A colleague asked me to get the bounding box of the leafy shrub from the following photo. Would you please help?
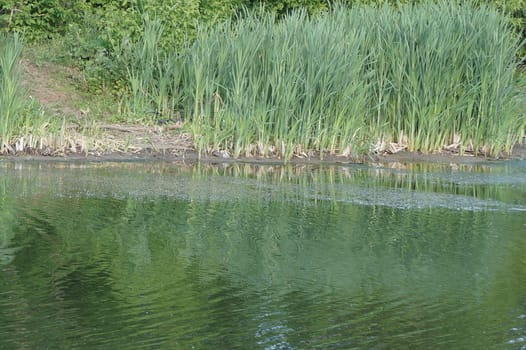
[0,0,86,40]
[55,0,240,92]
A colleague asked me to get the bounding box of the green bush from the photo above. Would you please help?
[3,0,525,46]
[62,0,239,54]
[55,0,241,92]
[0,0,86,40]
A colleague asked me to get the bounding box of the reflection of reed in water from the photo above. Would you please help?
[1,160,524,209]
[183,162,522,206]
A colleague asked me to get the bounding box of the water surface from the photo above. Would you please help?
[0,159,525,349]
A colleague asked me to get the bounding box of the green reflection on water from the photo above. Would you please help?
[0,160,525,349]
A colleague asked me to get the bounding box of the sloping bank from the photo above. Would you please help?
[1,2,525,162]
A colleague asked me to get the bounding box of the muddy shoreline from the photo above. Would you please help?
[2,143,525,166]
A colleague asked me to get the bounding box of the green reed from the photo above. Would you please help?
[182,9,373,159]
[0,33,26,151]
[0,33,64,154]
[118,16,184,122]
[121,2,523,159]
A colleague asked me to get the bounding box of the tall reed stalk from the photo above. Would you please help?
[118,16,184,122]
[0,33,63,154]
[0,33,25,152]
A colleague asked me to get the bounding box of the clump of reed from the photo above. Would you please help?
[116,15,184,123]
[120,2,524,159]
[183,9,372,159]
[0,33,26,152]
[0,33,62,154]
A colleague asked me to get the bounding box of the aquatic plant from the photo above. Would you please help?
[121,2,524,159]
[0,33,26,151]
[189,3,522,158]
[182,8,371,159]
[117,16,184,122]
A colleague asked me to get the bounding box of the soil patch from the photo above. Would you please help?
[17,57,195,157]
[19,58,85,117]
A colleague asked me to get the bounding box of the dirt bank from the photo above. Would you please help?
[3,143,525,166]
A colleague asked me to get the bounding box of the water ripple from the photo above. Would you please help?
[0,160,525,349]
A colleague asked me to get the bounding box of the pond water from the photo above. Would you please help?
[0,159,525,349]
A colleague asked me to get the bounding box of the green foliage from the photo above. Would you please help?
[244,0,526,51]
[118,3,522,158]
[1,0,526,46]
[481,0,526,28]
[1,0,525,157]
[0,0,87,41]
[2,0,525,94]
[55,0,239,92]
[68,0,238,53]
[242,0,329,15]
[184,9,371,158]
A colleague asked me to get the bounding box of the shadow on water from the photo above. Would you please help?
[0,160,525,349]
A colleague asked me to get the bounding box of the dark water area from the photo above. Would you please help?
[0,159,525,349]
